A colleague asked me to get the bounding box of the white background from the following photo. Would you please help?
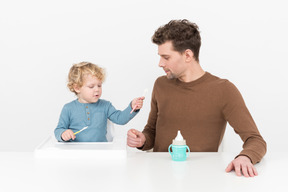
[0,0,287,153]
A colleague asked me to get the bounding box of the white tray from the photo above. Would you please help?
[34,135,127,159]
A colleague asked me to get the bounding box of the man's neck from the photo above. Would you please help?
[178,62,205,83]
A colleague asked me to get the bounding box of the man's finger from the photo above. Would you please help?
[128,129,137,138]
[235,164,242,176]
[127,140,139,147]
[241,165,249,177]
[252,166,258,176]
[127,138,141,147]
[225,162,233,173]
[247,166,255,177]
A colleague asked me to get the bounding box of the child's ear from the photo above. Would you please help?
[73,84,80,93]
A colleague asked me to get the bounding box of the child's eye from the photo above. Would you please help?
[98,85,102,88]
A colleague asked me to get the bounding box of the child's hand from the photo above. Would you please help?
[61,129,76,141]
[131,96,145,112]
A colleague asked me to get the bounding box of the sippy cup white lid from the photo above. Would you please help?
[172,130,186,145]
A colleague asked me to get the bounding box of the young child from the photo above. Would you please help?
[54,62,144,142]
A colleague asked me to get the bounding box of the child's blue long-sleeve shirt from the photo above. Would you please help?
[54,99,138,142]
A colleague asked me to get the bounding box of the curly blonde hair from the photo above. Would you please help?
[67,62,105,95]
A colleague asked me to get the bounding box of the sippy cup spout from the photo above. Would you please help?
[172,130,186,145]
[175,130,183,140]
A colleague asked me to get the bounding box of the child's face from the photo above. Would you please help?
[75,74,102,103]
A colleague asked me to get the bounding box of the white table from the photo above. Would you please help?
[0,151,286,192]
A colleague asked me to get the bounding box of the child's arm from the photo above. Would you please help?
[54,105,73,141]
[107,97,145,125]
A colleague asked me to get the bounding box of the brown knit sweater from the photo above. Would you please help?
[141,72,266,164]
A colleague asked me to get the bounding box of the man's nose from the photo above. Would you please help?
[158,59,165,67]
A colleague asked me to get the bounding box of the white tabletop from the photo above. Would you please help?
[0,151,286,192]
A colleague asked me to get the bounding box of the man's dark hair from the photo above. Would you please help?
[152,19,201,62]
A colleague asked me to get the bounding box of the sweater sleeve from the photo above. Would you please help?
[222,81,267,164]
[54,105,70,142]
[107,101,138,125]
[141,80,158,151]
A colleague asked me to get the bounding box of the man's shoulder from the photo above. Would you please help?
[206,72,232,86]
[207,73,239,94]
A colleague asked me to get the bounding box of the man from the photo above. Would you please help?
[127,19,266,177]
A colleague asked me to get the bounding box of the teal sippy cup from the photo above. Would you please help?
[168,130,190,161]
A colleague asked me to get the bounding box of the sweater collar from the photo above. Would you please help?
[174,72,210,87]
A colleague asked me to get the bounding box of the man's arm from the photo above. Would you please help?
[222,81,267,164]
[222,81,266,177]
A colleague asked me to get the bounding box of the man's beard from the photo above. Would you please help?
[166,72,177,79]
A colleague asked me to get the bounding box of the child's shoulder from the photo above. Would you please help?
[62,99,79,109]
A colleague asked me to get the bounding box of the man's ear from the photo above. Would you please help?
[184,49,194,62]
[73,84,80,93]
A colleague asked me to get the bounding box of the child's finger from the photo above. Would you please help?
[130,104,137,114]
[62,134,69,141]
[136,97,144,101]
[136,100,143,108]
[65,135,71,141]
[69,132,75,140]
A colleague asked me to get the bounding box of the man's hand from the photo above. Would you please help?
[225,155,258,177]
[127,129,146,148]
